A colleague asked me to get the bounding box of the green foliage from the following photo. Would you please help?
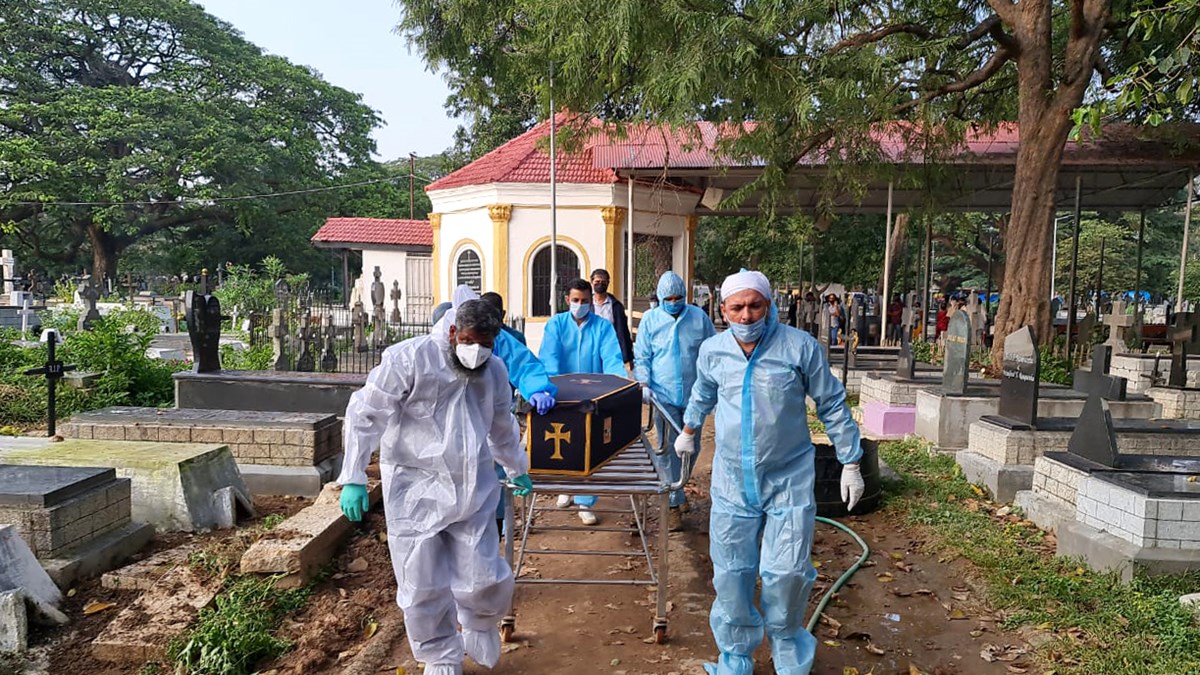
[1039,345,1074,386]
[880,438,1200,675]
[910,338,938,365]
[0,0,381,281]
[259,514,285,531]
[169,575,310,675]
[0,309,184,427]
[214,257,308,316]
[220,343,273,372]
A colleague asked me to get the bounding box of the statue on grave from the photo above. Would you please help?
[77,277,101,331]
[390,280,403,324]
[320,314,339,373]
[370,267,387,347]
[270,308,289,370]
[185,290,222,373]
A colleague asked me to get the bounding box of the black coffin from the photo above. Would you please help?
[526,374,641,476]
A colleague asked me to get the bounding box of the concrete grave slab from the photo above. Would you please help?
[0,525,66,626]
[92,564,221,664]
[0,589,27,653]
[0,439,254,532]
[0,465,114,507]
[174,369,366,416]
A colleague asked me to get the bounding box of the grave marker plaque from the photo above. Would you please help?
[184,291,222,373]
[997,326,1040,428]
[942,311,972,395]
[77,279,100,331]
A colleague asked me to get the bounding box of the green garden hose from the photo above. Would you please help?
[807,516,871,632]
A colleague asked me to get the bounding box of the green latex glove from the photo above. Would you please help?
[510,474,534,497]
[339,483,369,522]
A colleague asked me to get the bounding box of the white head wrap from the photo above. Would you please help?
[720,269,772,304]
[432,284,481,341]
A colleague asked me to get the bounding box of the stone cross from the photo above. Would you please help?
[966,291,987,344]
[1,249,14,295]
[295,320,316,372]
[23,330,75,437]
[352,300,367,352]
[390,280,403,324]
[123,272,136,301]
[320,314,339,373]
[895,291,917,380]
[1102,299,1134,355]
[1167,311,1200,388]
[270,308,289,370]
[198,268,210,296]
[184,291,222,373]
[18,298,35,338]
[77,278,101,331]
[1072,344,1128,401]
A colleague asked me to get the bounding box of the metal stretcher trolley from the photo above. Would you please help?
[501,399,693,644]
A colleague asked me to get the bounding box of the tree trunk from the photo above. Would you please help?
[886,213,910,293]
[86,221,119,284]
[988,0,1108,365]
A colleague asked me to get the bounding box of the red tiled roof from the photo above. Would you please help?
[311,218,433,248]
[426,113,620,191]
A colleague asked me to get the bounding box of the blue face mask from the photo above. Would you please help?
[663,300,684,316]
[569,301,591,319]
[729,317,765,343]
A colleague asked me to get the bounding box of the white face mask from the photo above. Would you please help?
[569,301,592,319]
[455,343,491,370]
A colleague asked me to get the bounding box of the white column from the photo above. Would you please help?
[882,180,894,305]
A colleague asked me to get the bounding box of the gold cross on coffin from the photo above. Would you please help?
[572,377,600,385]
[544,422,572,460]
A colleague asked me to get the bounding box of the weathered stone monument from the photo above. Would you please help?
[1073,344,1128,402]
[942,311,972,396]
[1103,299,1134,355]
[270,308,289,371]
[352,300,367,352]
[0,249,14,296]
[77,278,101,331]
[184,290,222,374]
[294,321,315,373]
[390,280,403,324]
[1167,312,1200,388]
[370,266,386,348]
[320,314,338,373]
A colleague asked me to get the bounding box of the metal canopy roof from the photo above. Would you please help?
[592,122,1200,215]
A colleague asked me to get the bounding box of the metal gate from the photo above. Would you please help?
[406,254,433,325]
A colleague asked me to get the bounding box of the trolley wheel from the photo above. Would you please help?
[654,625,667,644]
[500,622,516,643]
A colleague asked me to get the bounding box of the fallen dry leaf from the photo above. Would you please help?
[823,640,841,647]
[82,600,116,615]
[1006,666,1028,674]
[948,609,968,620]
[346,557,369,573]
[893,561,913,573]
[866,642,887,655]
[889,552,905,561]
[362,620,378,640]
[909,664,926,675]
[876,572,895,583]
[843,668,860,675]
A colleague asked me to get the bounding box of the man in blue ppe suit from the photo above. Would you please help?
[634,271,715,531]
[338,300,536,675]
[539,277,627,525]
[676,270,865,675]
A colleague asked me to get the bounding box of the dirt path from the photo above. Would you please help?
[353,434,1029,675]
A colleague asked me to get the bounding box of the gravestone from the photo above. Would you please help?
[997,326,1040,428]
[1167,312,1200,388]
[1103,299,1134,354]
[390,280,403,324]
[18,298,35,337]
[1066,395,1120,467]
[320,314,338,373]
[270,309,289,371]
[965,291,986,344]
[370,267,386,348]
[1,249,14,295]
[184,291,222,373]
[352,300,367,352]
[1072,344,1128,401]
[77,279,100,331]
[942,311,972,395]
[1076,310,1097,345]
[295,322,315,373]
[818,300,832,361]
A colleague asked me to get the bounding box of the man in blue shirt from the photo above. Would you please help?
[538,278,626,525]
[634,271,715,531]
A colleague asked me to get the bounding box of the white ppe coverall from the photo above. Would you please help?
[339,333,529,674]
[684,308,862,675]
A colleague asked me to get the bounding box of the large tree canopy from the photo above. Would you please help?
[397,0,1200,362]
[0,0,381,282]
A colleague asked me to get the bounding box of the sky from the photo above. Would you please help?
[198,0,459,161]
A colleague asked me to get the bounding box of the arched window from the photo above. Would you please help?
[455,249,482,292]
[530,245,580,317]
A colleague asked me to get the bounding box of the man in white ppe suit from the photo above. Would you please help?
[676,270,865,675]
[338,299,535,675]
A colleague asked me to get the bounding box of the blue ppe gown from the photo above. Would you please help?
[539,311,627,507]
[492,329,557,525]
[634,272,716,507]
[684,311,862,675]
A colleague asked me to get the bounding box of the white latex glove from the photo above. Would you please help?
[642,386,655,404]
[673,430,695,459]
[841,463,865,512]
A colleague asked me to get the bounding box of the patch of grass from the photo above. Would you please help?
[0,654,30,675]
[169,575,311,675]
[259,513,285,531]
[879,438,1200,675]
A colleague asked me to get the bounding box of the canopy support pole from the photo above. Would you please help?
[882,181,894,308]
[1135,210,1146,349]
[548,66,558,316]
[1066,175,1083,363]
[1177,173,1194,310]
[627,176,634,320]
